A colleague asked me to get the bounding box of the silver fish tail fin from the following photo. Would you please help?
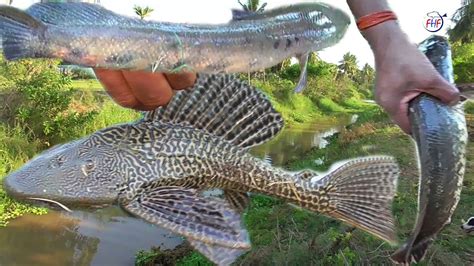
[0,6,45,60]
[141,74,284,149]
[315,156,400,244]
[391,238,433,264]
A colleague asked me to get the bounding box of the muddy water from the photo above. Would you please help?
[0,116,353,265]
[0,207,183,265]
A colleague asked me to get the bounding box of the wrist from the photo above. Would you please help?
[362,21,408,60]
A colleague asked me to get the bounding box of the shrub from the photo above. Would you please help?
[0,56,98,145]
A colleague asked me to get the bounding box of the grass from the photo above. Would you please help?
[252,78,325,126]
[71,79,103,92]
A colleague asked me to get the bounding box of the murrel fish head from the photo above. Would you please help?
[308,3,350,46]
[3,135,122,206]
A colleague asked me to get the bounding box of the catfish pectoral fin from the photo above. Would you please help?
[188,238,248,266]
[224,190,250,212]
[122,186,250,249]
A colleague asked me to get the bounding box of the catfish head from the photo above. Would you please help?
[3,129,127,207]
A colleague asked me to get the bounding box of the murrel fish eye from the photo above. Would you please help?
[0,2,350,93]
[3,74,400,265]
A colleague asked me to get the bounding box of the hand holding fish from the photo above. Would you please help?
[348,0,460,134]
[369,22,459,134]
[94,69,196,110]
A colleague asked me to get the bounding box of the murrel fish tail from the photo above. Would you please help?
[317,156,399,244]
[391,239,433,265]
[0,5,45,60]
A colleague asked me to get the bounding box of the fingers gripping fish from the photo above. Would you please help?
[4,74,399,265]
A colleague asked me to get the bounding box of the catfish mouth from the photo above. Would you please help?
[7,194,113,211]
[3,176,114,210]
[27,197,72,212]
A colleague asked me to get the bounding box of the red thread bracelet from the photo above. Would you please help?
[357,10,398,31]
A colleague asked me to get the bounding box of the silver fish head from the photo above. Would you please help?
[3,135,122,207]
[307,3,351,46]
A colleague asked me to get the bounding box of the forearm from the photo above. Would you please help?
[346,0,409,64]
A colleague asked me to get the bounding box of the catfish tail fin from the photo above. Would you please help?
[312,156,400,244]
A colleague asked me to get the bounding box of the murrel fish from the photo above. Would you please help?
[0,2,350,93]
[391,36,468,264]
[4,74,399,265]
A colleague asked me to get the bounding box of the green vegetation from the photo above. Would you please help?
[133,5,155,20]
[71,79,103,91]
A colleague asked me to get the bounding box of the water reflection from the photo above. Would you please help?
[251,115,354,166]
[0,207,182,266]
[0,116,352,265]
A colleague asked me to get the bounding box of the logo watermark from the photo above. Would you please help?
[423,11,447,32]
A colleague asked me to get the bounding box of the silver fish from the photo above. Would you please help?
[391,35,468,264]
[4,74,399,266]
[0,2,350,93]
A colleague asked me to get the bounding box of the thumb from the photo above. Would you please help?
[391,104,411,135]
[420,76,460,106]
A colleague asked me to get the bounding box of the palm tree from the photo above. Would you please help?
[238,0,267,12]
[337,52,359,80]
[237,0,267,83]
[360,63,375,83]
[448,0,473,43]
[134,5,154,20]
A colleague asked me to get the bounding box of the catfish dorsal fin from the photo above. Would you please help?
[141,74,284,149]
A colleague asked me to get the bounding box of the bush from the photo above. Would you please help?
[0,56,98,145]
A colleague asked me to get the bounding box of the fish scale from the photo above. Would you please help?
[4,74,399,266]
[0,2,350,92]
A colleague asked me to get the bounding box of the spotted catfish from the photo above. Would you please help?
[4,74,399,265]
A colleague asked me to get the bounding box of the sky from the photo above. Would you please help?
[10,0,463,67]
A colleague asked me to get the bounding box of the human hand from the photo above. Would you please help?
[366,22,460,134]
[94,69,197,111]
